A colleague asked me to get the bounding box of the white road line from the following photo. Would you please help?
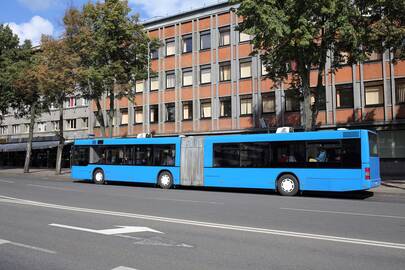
[1,195,405,251]
[111,266,138,270]
[0,179,14,183]
[0,239,11,245]
[49,224,163,235]
[0,238,55,254]
[280,207,405,220]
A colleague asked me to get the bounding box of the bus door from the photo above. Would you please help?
[180,136,204,186]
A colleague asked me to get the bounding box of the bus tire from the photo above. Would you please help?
[277,174,299,196]
[93,169,105,185]
[158,171,173,189]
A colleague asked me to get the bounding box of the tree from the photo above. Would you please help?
[11,41,47,173]
[357,0,405,61]
[0,24,20,124]
[233,0,368,130]
[36,36,79,175]
[63,0,151,137]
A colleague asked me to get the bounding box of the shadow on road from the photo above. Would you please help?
[73,180,374,200]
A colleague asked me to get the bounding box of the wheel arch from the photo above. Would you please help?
[156,169,174,184]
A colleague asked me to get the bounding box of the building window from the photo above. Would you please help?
[261,63,268,76]
[165,103,175,122]
[200,31,211,50]
[65,97,77,108]
[311,87,327,110]
[262,92,275,113]
[182,35,192,53]
[336,84,354,108]
[200,99,212,119]
[22,124,29,133]
[37,122,47,132]
[0,126,7,135]
[150,49,158,59]
[150,105,158,123]
[135,80,144,93]
[239,31,251,43]
[219,62,231,82]
[182,101,193,120]
[219,27,230,47]
[166,39,175,56]
[396,79,405,104]
[81,98,89,106]
[365,82,384,106]
[120,109,129,125]
[240,59,252,79]
[240,95,252,116]
[82,118,88,128]
[52,121,60,131]
[220,97,232,117]
[166,71,175,89]
[365,52,382,62]
[12,124,20,134]
[182,69,193,87]
[134,107,143,124]
[66,119,76,130]
[150,76,159,91]
[200,65,211,84]
[285,90,300,112]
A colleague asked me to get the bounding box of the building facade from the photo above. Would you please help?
[0,96,90,168]
[90,2,405,177]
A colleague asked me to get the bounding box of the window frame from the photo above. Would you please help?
[285,90,301,112]
[134,107,143,124]
[262,92,276,114]
[182,101,193,121]
[364,81,384,107]
[200,30,211,51]
[395,79,405,105]
[149,105,159,124]
[219,62,231,82]
[219,26,231,47]
[200,65,211,85]
[239,59,252,79]
[240,95,253,116]
[335,84,354,109]
[165,103,176,122]
[220,96,232,118]
[200,99,212,119]
[165,39,175,57]
[182,69,193,87]
[182,34,193,54]
[150,76,159,91]
[165,71,175,89]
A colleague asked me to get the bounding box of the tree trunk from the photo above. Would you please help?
[301,68,312,131]
[55,101,65,175]
[108,88,115,138]
[95,99,107,137]
[24,104,36,173]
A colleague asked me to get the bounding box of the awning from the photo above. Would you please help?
[0,141,71,152]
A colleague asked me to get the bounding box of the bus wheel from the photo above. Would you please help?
[277,174,299,196]
[158,171,173,189]
[93,169,105,185]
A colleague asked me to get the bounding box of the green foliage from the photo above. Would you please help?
[232,0,404,130]
[0,24,20,121]
[63,0,152,136]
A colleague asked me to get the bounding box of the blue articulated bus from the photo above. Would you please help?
[71,129,380,196]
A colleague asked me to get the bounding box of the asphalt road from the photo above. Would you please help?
[0,174,404,270]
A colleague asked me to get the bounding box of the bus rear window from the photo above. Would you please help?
[369,132,378,157]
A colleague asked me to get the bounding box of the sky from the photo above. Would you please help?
[0,0,221,46]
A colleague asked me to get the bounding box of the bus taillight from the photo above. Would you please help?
[365,167,371,180]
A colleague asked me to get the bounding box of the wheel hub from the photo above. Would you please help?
[281,178,294,193]
[161,175,170,186]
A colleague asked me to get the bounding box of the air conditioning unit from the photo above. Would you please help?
[276,127,294,133]
[137,133,151,138]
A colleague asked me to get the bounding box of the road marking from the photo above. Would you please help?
[1,195,405,251]
[49,224,163,235]
[0,179,14,183]
[0,238,56,254]
[0,239,11,245]
[111,267,137,270]
[281,207,405,220]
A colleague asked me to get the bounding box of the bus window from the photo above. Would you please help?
[240,143,270,168]
[272,142,305,167]
[153,145,175,166]
[369,132,378,157]
[72,147,89,166]
[105,147,125,165]
[134,145,153,166]
[341,139,361,168]
[91,146,105,164]
[214,143,240,167]
[307,141,342,167]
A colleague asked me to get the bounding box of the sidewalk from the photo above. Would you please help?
[0,167,404,195]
